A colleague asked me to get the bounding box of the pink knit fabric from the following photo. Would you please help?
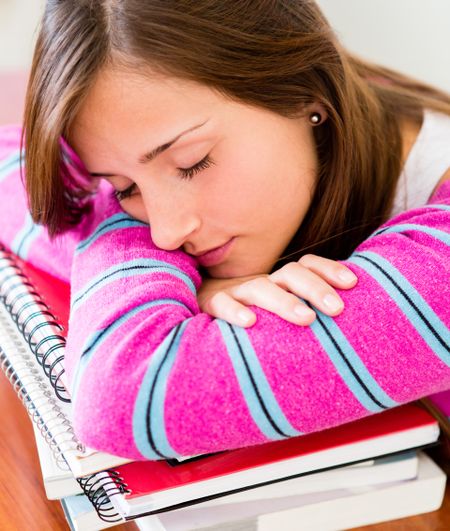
[1,125,449,460]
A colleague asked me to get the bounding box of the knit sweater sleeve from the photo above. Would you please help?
[2,126,449,460]
[0,125,79,281]
[65,172,450,460]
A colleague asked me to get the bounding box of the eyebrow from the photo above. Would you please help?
[89,120,209,177]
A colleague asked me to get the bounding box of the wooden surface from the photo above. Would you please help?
[0,370,448,531]
[0,370,134,531]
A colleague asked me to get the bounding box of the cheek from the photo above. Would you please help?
[199,147,310,232]
[199,157,267,226]
[227,152,310,215]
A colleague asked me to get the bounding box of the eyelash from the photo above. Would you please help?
[113,154,215,201]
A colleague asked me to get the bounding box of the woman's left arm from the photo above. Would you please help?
[66,180,450,460]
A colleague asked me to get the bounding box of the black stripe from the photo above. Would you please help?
[77,216,145,251]
[308,304,388,410]
[72,264,183,307]
[145,323,183,459]
[354,253,449,353]
[81,299,186,359]
[81,325,112,359]
[373,227,389,237]
[227,323,290,438]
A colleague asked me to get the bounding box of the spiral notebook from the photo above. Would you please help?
[77,403,439,521]
[0,244,130,477]
[60,451,420,531]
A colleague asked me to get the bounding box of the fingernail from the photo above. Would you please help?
[338,270,357,283]
[323,294,343,311]
[294,305,314,317]
[238,310,254,324]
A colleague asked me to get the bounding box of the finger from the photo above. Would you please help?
[204,291,257,328]
[230,277,316,326]
[269,262,346,316]
[297,254,358,289]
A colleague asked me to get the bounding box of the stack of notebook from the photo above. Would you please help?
[0,245,447,531]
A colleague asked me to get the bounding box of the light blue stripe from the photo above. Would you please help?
[18,224,43,260]
[216,320,293,440]
[308,313,397,412]
[133,320,191,459]
[71,298,187,401]
[0,150,21,182]
[231,325,302,437]
[11,213,43,260]
[422,204,450,212]
[349,251,450,366]
[373,223,450,246]
[76,213,148,254]
[72,258,196,312]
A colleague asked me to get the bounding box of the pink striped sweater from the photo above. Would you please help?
[1,125,449,460]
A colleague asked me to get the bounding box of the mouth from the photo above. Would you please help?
[194,238,236,267]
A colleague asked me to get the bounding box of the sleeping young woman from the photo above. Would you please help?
[0,0,449,459]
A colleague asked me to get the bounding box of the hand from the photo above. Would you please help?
[197,254,358,327]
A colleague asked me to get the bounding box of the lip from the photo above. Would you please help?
[195,238,236,267]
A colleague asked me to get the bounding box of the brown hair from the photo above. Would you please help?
[24,0,450,264]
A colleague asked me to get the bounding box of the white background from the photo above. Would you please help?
[0,0,449,91]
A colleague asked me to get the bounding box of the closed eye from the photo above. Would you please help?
[112,182,138,202]
[177,153,215,180]
[112,153,215,201]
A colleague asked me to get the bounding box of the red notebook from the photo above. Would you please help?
[104,404,439,518]
[20,258,71,331]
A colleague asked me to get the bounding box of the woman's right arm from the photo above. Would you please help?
[65,176,450,461]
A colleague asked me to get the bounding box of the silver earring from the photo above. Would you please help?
[309,112,322,125]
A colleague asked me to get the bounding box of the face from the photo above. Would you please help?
[70,66,322,279]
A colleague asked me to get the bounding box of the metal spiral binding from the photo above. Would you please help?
[0,245,85,468]
[0,246,69,402]
[0,344,74,470]
[77,470,131,522]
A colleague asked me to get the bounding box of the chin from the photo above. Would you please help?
[206,260,270,279]
[205,266,239,279]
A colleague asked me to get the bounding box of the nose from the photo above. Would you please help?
[147,202,201,251]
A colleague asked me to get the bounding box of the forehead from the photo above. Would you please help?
[71,66,223,148]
